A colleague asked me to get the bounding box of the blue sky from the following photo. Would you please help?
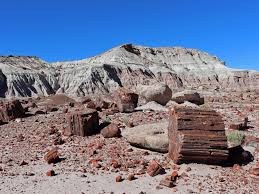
[0,0,258,70]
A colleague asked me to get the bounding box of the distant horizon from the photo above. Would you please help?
[0,0,258,70]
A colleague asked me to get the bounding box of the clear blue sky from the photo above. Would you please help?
[0,0,258,70]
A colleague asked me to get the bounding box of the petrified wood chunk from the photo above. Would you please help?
[66,109,99,136]
[0,100,25,123]
[168,107,228,164]
[114,88,138,113]
[44,149,60,164]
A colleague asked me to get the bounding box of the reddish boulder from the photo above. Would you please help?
[171,171,179,181]
[46,169,55,176]
[147,160,164,177]
[110,159,121,168]
[114,88,138,113]
[85,100,96,109]
[159,179,175,188]
[127,174,135,181]
[89,159,102,168]
[79,97,92,104]
[115,175,123,182]
[101,123,121,138]
[44,149,60,164]
[65,109,99,136]
[23,101,37,111]
[0,100,25,123]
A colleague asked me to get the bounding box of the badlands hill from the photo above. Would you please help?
[0,44,258,98]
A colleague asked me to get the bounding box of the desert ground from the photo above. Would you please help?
[0,89,258,194]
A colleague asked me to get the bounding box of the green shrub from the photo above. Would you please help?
[227,130,245,147]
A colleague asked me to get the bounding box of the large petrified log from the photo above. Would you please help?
[65,109,99,136]
[168,107,228,164]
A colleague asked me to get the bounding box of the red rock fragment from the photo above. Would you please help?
[159,179,175,188]
[81,168,87,173]
[85,100,96,109]
[171,171,178,181]
[147,160,164,177]
[89,159,102,168]
[101,123,121,138]
[44,149,60,164]
[232,164,241,171]
[127,173,135,181]
[46,169,55,176]
[115,175,123,182]
[110,159,121,168]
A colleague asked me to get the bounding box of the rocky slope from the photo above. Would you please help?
[0,56,59,98]
[0,44,258,98]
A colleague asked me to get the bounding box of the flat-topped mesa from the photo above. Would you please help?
[1,45,258,98]
[168,107,228,164]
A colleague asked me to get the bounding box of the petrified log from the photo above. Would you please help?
[168,107,228,164]
[114,88,138,113]
[0,100,25,123]
[65,109,99,136]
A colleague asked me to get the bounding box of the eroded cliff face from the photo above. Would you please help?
[0,44,258,98]
[0,56,59,97]
[0,69,7,97]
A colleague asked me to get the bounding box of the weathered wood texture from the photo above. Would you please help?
[66,109,99,136]
[168,107,228,164]
[114,88,138,113]
[0,100,25,123]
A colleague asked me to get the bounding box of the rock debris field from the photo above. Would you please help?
[0,87,258,194]
[0,44,258,193]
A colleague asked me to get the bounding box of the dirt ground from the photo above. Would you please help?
[0,92,258,194]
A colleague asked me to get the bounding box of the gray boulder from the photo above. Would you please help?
[171,90,204,105]
[135,101,168,112]
[121,122,169,153]
[136,83,172,105]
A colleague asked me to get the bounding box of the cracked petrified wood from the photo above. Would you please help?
[168,107,228,164]
[114,88,138,113]
[0,100,25,123]
[66,109,99,136]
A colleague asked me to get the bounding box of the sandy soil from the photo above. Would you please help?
[0,92,258,194]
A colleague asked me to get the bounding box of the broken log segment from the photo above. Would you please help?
[65,109,99,136]
[0,100,25,123]
[168,107,228,164]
